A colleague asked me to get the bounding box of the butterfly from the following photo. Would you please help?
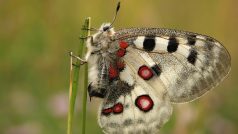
[73,2,231,134]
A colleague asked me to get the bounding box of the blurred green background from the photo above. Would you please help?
[0,0,237,134]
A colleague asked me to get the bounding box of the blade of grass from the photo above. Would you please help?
[67,17,91,134]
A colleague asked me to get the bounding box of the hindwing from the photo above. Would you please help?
[98,81,172,134]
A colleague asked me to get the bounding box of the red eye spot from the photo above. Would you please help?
[138,65,153,80]
[119,41,129,49]
[135,95,154,112]
[113,103,123,114]
[109,65,118,79]
[102,108,113,115]
[117,48,126,57]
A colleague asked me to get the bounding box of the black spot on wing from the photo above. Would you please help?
[143,36,155,51]
[151,64,161,76]
[187,49,198,65]
[187,35,197,45]
[167,37,178,53]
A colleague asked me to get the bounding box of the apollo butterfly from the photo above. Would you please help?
[72,2,231,134]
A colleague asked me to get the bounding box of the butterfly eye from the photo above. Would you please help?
[103,26,110,32]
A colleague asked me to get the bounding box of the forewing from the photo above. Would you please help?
[114,28,231,103]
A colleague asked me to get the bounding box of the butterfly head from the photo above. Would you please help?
[100,23,115,34]
[86,23,115,54]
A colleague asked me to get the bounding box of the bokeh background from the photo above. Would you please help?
[0,0,237,134]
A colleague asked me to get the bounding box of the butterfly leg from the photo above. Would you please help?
[77,35,94,61]
[69,51,87,65]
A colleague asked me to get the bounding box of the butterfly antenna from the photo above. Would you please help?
[109,1,120,29]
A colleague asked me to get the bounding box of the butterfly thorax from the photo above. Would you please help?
[87,24,116,53]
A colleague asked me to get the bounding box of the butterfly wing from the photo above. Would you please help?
[113,28,231,103]
[97,27,230,133]
[98,80,172,134]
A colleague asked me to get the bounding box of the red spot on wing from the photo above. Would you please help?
[102,108,113,115]
[113,103,123,114]
[119,41,129,49]
[138,65,153,80]
[117,48,126,57]
[135,95,154,112]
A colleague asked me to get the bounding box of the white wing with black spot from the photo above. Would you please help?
[114,28,231,103]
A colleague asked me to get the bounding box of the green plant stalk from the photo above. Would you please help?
[81,57,88,134]
[67,17,91,134]
[81,18,90,134]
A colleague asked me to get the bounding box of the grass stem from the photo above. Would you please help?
[67,17,91,134]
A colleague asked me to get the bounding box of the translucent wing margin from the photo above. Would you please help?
[114,28,231,103]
